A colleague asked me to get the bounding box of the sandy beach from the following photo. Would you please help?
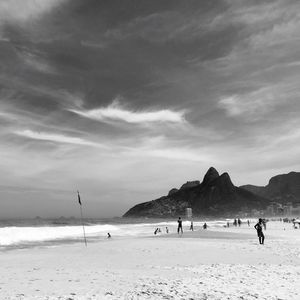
[1,221,300,300]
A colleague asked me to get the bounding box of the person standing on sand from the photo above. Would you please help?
[177,217,183,234]
[254,218,265,244]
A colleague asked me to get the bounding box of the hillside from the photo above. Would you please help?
[241,171,300,204]
[123,167,269,218]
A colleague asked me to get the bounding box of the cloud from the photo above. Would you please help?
[70,101,186,124]
[14,129,104,148]
[218,92,275,119]
[123,135,214,163]
[218,83,299,120]
[0,0,67,25]
[21,51,56,74]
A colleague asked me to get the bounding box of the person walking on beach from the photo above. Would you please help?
[203,222,207,229]
[166,227,169,233]
[247,220,250,227]
[177,217,183,234]
[107,233,111,238]
[238,218,242,227]
[190,221,194,231]
[254,218,265,244]
[233,219,237,227]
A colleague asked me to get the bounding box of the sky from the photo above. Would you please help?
[0,0,300,218]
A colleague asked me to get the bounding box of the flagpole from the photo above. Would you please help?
[77,191,87,247]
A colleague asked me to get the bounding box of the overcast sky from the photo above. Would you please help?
[0,0,299,218]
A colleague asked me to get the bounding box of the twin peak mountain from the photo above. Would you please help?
[123,167,300,218]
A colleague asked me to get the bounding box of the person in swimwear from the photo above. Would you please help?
[254,218,265,244]
[177,217,183,234]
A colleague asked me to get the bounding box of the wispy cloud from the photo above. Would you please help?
[14,129,104,148]
[218,84,299,120]
[70,101,186,124]
[0,0,67,25]
[123,136,214,163]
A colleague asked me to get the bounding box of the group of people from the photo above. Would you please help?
[177,217,208,233]
[233,218,242,227]
[151,216,267,245]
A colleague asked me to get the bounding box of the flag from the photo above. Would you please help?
[77,191,82,205]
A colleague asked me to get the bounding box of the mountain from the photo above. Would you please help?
[123,167,269,218]
[241,171,300,204]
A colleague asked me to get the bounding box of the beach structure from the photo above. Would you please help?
[185,207,193,218]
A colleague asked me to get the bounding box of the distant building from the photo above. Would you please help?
[266,202,283,216]
[291,203,300,217]
[185,207,192,218]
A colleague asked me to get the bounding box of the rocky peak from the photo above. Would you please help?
[168,188,179,196]
[218,172,234,189]
[202,167,219,185]
[180,180,200,190]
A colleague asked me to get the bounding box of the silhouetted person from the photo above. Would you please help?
[166,227,169,233]
[247,220,250,227]
[107,233,111,238]
[177,217,183,234]
[203,223,207,229]
[190,221,194,231]
[238,219,242,227]
[254,218,265,244]
[227,222,230,228]
[233,219,237,227]
[154,228,159,235]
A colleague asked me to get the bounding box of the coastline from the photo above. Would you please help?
[1,221,299,299]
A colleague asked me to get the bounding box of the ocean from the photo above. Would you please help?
[0,217,240,250]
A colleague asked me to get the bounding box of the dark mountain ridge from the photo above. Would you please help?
[240,171,300,204]
[123,167,269,218]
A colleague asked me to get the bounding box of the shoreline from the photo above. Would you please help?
[1,221,300,299]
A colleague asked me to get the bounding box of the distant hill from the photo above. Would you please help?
[241,171,300,204]
[123,167,269,218]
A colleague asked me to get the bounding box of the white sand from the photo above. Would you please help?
[1,221,300,300]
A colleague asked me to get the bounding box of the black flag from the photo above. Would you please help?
[77,191,82,205]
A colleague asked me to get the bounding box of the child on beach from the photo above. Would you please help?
[254,218,265,244]
[177,217,183,234]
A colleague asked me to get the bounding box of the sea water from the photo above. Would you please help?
[0,218,240,250]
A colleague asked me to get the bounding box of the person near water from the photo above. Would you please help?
[203,222,207,229]
[254,218,265,244]
[233,219,237,227]
[177,217,183,234]
[107,233,111,238]
[166,227,169,233]
[154,228,159,235]
[238,219,242,227]
[190,221,194,231]
[247,220,250,227]
[227,221,230,228]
